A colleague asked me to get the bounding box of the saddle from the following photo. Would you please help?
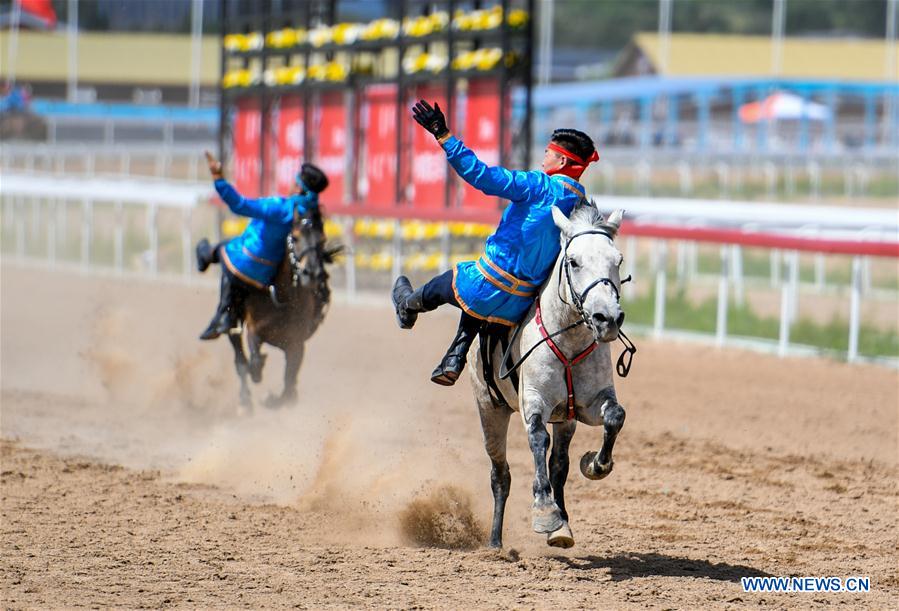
[478,324,519,409]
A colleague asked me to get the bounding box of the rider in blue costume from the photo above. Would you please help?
[393,100,599,385]
[196,150,329,340]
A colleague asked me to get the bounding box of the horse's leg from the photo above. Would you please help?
[526,411,564,534]
[279,342,304,405]
[546,419,576,548]
[246,329,266,384]
[478,401,512,549]
[580,400,626,480]
[227,332,252,410]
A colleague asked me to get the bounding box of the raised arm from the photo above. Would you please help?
[213,179,297,224]
[411,100,545,203]
[440,135,544,201]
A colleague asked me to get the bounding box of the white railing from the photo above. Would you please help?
[1,174,896,365]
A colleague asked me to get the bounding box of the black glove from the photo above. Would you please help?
[412,99,449,140]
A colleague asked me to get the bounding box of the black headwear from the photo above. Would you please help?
[297,162,329,194]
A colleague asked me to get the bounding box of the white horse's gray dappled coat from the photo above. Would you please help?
[470,203,628,549]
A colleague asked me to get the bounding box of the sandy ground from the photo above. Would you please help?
[1,263,897,609]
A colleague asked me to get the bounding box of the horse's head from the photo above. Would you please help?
[551,202,626,343]
[288,205,339,293]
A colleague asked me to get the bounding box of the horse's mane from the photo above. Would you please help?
[569,198,619,238]
[298,205,343,264]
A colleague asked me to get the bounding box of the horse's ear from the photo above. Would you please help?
[551,205,572,236]
[606,209,624,230]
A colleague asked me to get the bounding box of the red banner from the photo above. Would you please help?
[409,83,448,209]
[461,78,505,209]
[361,85,398,208]
[232,99,262,197]
[314,91,347,206]
[276,95,305,195]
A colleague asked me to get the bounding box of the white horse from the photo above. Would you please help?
[470,203,630,549]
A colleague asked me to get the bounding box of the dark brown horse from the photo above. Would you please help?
[228,206,340,409]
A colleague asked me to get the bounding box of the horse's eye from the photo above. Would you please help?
[618,256,624,266]
[569,258,580,269]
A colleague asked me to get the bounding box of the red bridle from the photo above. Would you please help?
[534,298,597,421]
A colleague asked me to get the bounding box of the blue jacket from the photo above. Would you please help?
[441,136,584,326]
[214,178,317,288]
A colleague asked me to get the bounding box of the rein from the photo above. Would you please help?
[499,228,637,417]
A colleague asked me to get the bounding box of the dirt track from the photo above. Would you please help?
[2,264,897,609]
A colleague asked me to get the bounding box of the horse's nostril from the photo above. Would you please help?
[592,313,608,325]
[616,312,625,327]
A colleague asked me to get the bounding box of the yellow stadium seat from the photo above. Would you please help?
[222,217,250,238]
[324,219,343,239]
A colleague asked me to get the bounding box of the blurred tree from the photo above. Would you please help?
[554,0,891,52]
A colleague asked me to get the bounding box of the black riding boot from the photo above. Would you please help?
[196,238,218,273]
[392,275,426,329]
[199,271,244,340]
[430,315,481,386]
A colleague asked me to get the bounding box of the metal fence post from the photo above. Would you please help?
[861,256,871,294]
[114,200,124,274]
[714,162,730,199]
[625,236,637,300]
[716,245,729,347]
[653,240,668,338]
[730,243,744,306]
[602,162,615,195]
[785,163,795,197]
[636,161,651,196]
[677,161,692,196]
[182,207,193,279]
[188,155,199,182]
[847,256,862,362]
[47,199,57,265]
[59,199,68,257]
[344,217,357,302]
[777,250,798,357]
[30,197,41,241]
[81,198,93,270]
[770,249,781,287]
[15,197,26,259]
[147,203,158,275]
[675,241,687,287]
[788,250,800,320]
[806,161,821,200]
[763,162,777,200]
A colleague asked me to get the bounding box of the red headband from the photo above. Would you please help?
[546,142,599,180]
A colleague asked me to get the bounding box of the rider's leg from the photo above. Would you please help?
[199,267,250,340]
[392,269,455,329]
[195,238,222,273]
[430,312,482,386]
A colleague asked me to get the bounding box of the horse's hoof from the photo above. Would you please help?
[580,451,613,480]
[546,521,574,548]
[531,501,564,534]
